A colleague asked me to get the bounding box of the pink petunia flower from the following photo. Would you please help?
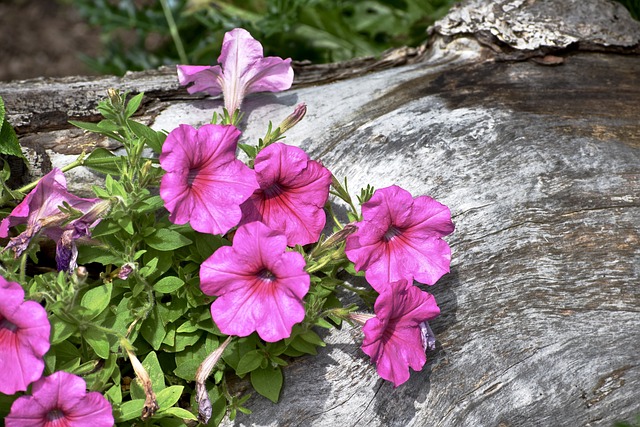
[0,168,102,271]
[345,185,454,291]
[200,221,310,342]
[360,279,440,387]
[177,28,294,116]
[0,275,50,395]
[159,124,259,235]
[239,143,332,246]
[6,371,114,427]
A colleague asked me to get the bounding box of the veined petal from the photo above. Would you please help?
[361,280,440,387]
[200,222,310,342]
[177,65,223,96]
[240,143,331,246]
[159,124,258,235]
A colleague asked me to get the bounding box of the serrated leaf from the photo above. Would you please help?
[251,366,283,403]
[80,282,113,320]
[154,276,184,293]
[155,385,184,410]
[115,399,145,422]
[160,407,198,421]
[236,350,265,376]
[146,228,192,251]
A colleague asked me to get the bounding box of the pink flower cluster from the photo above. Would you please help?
[0,275,113,425]
[167,29,331,342]
[345,185,454,386]
[172,28,455,386]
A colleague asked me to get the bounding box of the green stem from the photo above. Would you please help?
[19,251,27,285]
[160,0,188,64]
[13,153,87,196]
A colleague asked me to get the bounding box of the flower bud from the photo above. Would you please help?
[277,103,306,134]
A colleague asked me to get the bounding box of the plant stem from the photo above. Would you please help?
[160,0,188,64]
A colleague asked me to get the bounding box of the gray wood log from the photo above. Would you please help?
[1,0,639,425]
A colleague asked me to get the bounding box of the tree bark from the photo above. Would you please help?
[1,0,639,425]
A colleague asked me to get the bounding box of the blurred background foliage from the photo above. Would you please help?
[63,0,459,75]
[61,0,640,76]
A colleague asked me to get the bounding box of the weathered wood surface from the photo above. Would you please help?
[1,0,640,425]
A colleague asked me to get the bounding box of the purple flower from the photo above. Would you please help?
[0,169,102,270]
[240,143,332,246]
[177,28,294,116]
[200,221,310,342]
[361,279,440,387]
[6,371,114,427]
[0,275,50,395]
[159,124,259,235]
[345,185,454,292]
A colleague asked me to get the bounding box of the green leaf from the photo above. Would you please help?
[80,282,113,320]
[125,92,144,118]
[154,276,184,293]
[299,330,326,347]
[238,143,258,159]
[84,327,110,359]
[105,383,123,405]
[146,228,192,251]
[115,399,145,422]
[155,385,184,410]
[0,97,23,159]
[141,305,166,350]
[173,334,218,381]
[251,366,283,403]
[236,350,265,376]
[127,119,166,153]
[159,407,198,421]
[49,315,77,344]
[290,335,318,355]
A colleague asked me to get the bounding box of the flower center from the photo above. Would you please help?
[263,183,284,199]
[383,225,402,242]
[187,168,200,186]
[0,317,18,333]
[258,269,276,282]
[46,409,65,421]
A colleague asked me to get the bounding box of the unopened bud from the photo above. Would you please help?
[107,88,124,108]
[278,103,307,134]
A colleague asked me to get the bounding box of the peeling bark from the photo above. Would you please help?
[0,0,639,425]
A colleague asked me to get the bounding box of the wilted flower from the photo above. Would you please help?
[177,28,294,116]
[345,185,454,291]
[200,221,309,342]
[240,143,332,246]
[195,336,232,424]
[0,275,50,395]
[5,371,114,426]
[0,168,102,270]
[159,124,258,235]
[360,279,440,387]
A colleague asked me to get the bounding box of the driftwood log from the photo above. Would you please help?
[1,0,639,425]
